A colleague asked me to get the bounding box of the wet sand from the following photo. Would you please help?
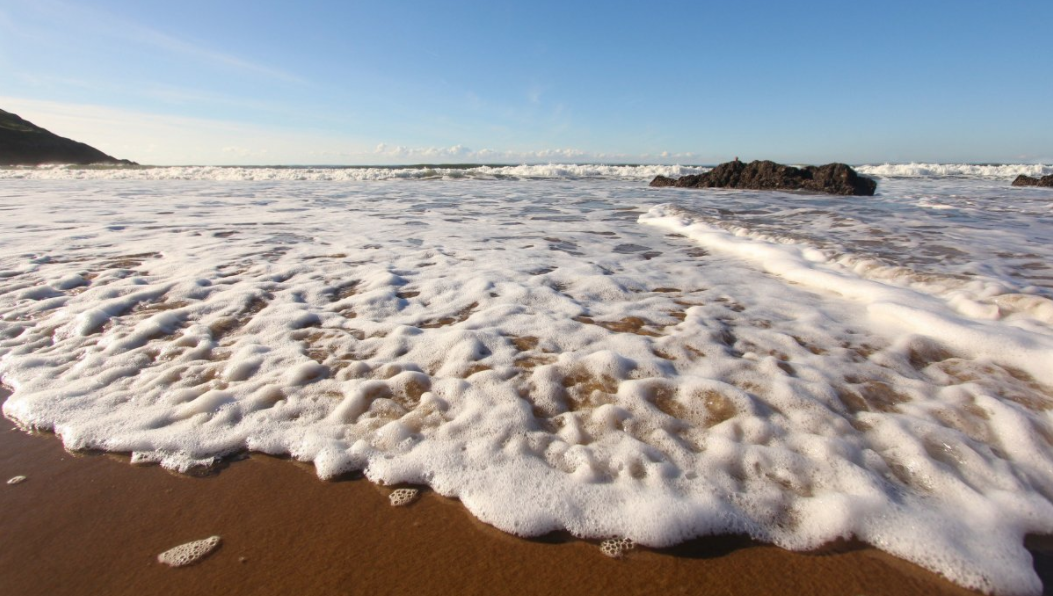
[0,386,1036,596]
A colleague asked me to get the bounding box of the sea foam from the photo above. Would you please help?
[4,162,1052,182]
[1,176,1052,594]
[856,163,1053,179]
[0,164,704,182]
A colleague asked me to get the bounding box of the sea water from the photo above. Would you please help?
[1,163,1052,594]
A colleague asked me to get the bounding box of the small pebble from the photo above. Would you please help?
[600,537,635,558]
[389,488,419,507]
[157,536,222,567]
[7,476,27,485]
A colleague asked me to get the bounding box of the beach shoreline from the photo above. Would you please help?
[0,385,997,596]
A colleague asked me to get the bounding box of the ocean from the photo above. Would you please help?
[1,163,1052,594]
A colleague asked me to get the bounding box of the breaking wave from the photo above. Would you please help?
[856,163,1053,179]
[0,163,705,182]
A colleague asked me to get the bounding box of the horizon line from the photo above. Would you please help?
[8,160,1052,169]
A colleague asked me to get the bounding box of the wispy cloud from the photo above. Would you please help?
[138,83,291,112]
[0,8,13,37]
[123,23,304,84]
[11,71,296,115]
[527,85,545,105]
[22,0,304,84]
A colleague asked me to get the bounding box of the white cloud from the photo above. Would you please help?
[373,144,473,159]
[368,144,683,164]
[222,146,270,158]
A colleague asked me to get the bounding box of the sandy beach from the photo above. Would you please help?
[1,384,1006,596]
[3,0,1051,591]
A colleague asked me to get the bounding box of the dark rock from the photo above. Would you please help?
[650,160,876,196]
[1012,174,1053,188]
[649,175,679,187]
[0,108,137,166]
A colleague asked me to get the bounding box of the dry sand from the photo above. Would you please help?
[2,386,1046,596]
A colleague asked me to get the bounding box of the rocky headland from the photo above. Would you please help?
[1011,174,1053,188]
[651,160,877,196]
[0,108,136,166]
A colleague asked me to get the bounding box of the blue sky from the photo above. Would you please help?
[1,0,1051,165]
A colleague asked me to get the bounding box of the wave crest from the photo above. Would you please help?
[856,162,1053,179]
[0,163,705,182]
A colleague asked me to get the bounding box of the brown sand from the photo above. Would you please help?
[0,386,1037,596]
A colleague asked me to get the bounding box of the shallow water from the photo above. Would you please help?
[1,166,1052,594]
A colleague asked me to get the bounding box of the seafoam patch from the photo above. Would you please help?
[1,176,1053,595]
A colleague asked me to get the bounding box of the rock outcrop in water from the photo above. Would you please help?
[1011,174,1053,188]
[651,160,877,196]
[0,108,136,166]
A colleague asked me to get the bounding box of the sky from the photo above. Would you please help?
[1,0,1051,166]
